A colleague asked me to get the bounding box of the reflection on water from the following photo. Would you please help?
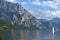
[0,30,60,40]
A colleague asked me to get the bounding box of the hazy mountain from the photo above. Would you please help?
[39,19,50,28]
[0,0,45,30]
[39,17,60,31]
[50,17,60,30]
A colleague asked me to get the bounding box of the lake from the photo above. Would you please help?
[0,29,60,40]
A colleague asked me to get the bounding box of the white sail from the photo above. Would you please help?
[52,27,55,40]
[52,27,55,34]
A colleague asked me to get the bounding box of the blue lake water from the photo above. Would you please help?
[0,30,60,40]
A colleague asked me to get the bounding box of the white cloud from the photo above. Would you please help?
[32,0,60,10]
[34,0,60,20]
[21,2,27,5]
[37,9,60,20]
[37,9,53,20]
[54,0,60,2]
[42,0,60,10]
[32,0,41,6]
[41,1,58,9]
[52,11,60,18]
[41,0,59,10]
[5,0,16,3]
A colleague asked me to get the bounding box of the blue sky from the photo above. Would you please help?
[5,0,60,20]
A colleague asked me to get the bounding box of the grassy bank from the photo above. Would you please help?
[0,20,29,30]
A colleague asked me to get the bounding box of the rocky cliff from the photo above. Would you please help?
[0,0,45,30]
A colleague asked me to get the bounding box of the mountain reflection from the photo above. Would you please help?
[0,30,60,40]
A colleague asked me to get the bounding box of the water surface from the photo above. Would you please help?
[0,30,60,40]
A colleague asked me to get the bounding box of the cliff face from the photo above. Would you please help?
[0,0,44,30]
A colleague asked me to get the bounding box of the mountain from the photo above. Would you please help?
[50,17,60,30]
[39,17,60,31]
[39,19,50,28]
[0,0,45,30]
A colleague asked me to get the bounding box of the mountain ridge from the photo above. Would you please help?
[0,0,45,30]
[39,17,60,31]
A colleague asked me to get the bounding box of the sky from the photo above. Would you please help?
[5,0,60,20]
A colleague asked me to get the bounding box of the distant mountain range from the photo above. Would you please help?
[40,17,60,31]
[0,0,45,30]
[50,17,60,31]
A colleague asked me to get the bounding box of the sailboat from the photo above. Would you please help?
[52,27,55,40]
[52,27,55,35]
